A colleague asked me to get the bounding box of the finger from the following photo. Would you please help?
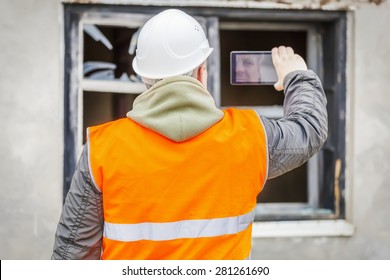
[271,47,280,65]
[286,47,294,55]
[278,46,287,57]
[274,80,283,91]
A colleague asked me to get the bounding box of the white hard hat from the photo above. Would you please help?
[132,9,213,79]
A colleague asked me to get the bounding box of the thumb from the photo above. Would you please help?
[274,80,284,91]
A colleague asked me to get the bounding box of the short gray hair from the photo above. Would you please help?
[141,64,202,89]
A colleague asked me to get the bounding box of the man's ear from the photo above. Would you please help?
[197,63,207,87]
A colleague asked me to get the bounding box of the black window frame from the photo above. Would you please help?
[63,4,346,221]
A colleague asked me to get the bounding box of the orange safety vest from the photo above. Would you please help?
[87,108,268,259]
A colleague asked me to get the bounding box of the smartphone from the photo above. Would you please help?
[230,51,278,85]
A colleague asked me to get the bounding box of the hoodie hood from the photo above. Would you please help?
[127,76,224,142]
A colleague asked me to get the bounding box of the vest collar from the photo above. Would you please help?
[127,76,224,142]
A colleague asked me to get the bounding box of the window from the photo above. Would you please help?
[64,5,346,222]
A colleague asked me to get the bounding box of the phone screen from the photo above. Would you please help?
[230,51,277,85]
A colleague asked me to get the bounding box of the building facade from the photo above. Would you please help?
[0,0,389,259]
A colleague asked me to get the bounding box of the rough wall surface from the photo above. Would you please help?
[0,0,63,259]
[67,0,385,10]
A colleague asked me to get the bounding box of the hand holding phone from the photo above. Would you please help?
[272,46,307,91]
[230,47,308,91]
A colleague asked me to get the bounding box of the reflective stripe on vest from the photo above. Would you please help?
[88,108,268,259]
[104,208,255,242]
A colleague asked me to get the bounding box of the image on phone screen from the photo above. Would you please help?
[230,51,277,85]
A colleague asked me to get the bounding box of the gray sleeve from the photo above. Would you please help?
[260,70,328,179]
[51,145,103,260]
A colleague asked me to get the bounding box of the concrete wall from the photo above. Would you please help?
[349,0,390,258]
[0,0,63,259]
[0,0,389,259]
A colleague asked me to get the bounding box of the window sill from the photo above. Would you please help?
[252,219,354,238]
[82,79,146,94]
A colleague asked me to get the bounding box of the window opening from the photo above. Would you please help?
[82,24,143,143]
[64,6,346,222]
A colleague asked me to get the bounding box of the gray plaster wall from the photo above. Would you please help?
[0,0,389,259]
[0,0,63,259]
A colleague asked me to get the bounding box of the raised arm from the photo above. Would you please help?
[261,46,328,179]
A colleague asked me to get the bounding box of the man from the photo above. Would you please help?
[235,54,262,83]
[52,9,327,260]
